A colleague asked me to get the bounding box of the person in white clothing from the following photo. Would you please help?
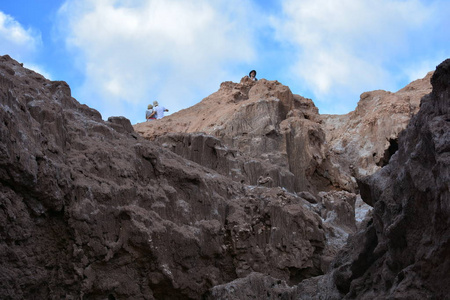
[153,101,168,119]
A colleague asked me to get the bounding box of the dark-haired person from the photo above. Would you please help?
[248,70,257,81]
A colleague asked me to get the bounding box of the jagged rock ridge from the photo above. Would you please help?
[1,52,444,300]
[206,61,450,299]
[135,73,431,196]
[0,56,356,299]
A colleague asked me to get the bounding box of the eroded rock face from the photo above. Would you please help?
[2,52,443,300]
[135,78,332,195]
[135,71,432,197]
[155,132,297,191]
[205,272,299,300]
[204,61,448,299]
[329,59,449,299]
[321,73,432,179]
[0,56,356,299]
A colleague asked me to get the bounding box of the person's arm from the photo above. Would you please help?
[150,110,156,118]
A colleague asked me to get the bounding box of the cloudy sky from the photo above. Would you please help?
[1,0,449,124]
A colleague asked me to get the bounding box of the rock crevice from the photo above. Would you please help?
[1,54,446,299]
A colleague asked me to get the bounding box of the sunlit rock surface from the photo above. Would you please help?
[2,53,445,299]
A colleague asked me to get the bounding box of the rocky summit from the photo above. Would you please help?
[0,54,447,299]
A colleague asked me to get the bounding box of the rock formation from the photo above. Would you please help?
[135,72,432,196]
[207,61,450,299]
[136,77,329,194]
[327,59,449,299]
[0,56,351,299]
[1,52,446,300]
[321,72,432,178]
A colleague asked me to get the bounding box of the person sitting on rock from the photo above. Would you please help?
[146,104,156,121]
[153,101,169,119]
[248,70,258,81]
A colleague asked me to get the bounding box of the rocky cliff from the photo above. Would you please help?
[328,59,450,299]
[1,53,446,300]
[322,73,432,179]
[135,73,431,196]
[0,56,355,299]
[206,61,450,299]
[136,77,328,194]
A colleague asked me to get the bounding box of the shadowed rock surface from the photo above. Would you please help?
[136,77,331,195]
[207,60,450,299]
[135,72,431,196]
[0,56,354,299]
[1,53,446,300]
[329,59,449,299]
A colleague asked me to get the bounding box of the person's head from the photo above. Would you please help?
[148,104,153,109]
[153,100,159,107]
[249,70,256,78]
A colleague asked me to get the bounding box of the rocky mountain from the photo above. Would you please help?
[1,53,447,300]
[206,60,450,300]
[135,73,431,195]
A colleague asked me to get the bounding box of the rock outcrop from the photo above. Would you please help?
[321,72,432,178]
[208,61,450,299]
[135,72,432,196]
[136,77,330,194]
[328,59,449,299]
[0,56,355,299]
[2,52,446,300]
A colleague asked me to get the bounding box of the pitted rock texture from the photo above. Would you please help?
[329,59,449,299]
[321,72,432,179]
[135,72,432,196]
[136,77,331,195]
[212,60,448,299]
[155,133,296,192]
[1,53,443,300]
[205,272,299,300]
[0,55,357,299]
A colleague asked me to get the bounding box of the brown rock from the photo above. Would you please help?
[135,78,333,195]
[205,272,298,299]
[285,59,450,299]
[321,72,432,181]
[331,59,450,299]
[135,72,432,198]
[155,132,296,191]
[0,55,343,299]
[1,52,443,300]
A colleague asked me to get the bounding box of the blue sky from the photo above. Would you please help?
[1,0,449,124]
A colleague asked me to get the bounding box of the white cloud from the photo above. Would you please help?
[24,63,53,80]
[57,0,256,123]
[401,51,447,85]
[271,0,435,113]
[54,0,446,119]
[0,11,42,59]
